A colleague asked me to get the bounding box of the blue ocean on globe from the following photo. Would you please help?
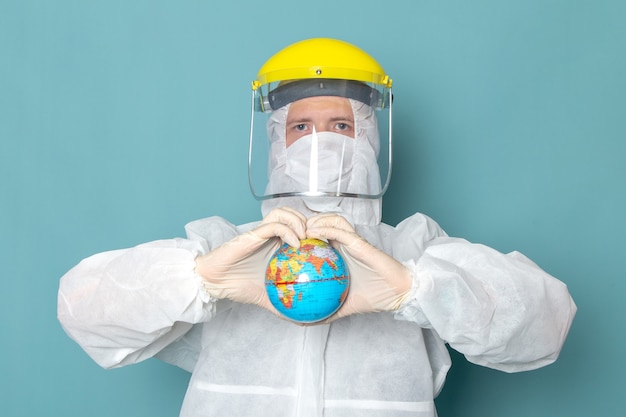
[265,238,350,323]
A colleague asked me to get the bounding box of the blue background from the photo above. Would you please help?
[2,1,624,416]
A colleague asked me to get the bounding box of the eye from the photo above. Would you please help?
[333,121,354,136]
[295,124,308,131]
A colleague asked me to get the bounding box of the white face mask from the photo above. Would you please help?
[284,131,355,194]
[262,100,383,226]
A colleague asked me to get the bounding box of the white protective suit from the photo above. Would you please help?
[58,99,576,417]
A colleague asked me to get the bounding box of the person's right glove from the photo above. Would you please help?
[306,212,413,320]
[195,207,307,314]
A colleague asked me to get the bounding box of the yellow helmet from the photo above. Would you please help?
[252,38,392,112]
[253,38,392,90]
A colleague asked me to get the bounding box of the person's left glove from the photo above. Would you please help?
[195,207,306,312]
[306,213,413,320]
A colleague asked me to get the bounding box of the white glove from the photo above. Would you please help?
[195,207,307,312]
[306,213,413,320]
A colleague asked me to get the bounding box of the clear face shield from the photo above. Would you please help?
[248,78,392,201]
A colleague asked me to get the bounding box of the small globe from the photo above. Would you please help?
[265,238,350,323]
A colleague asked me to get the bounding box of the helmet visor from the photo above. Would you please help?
[249,79,392,200]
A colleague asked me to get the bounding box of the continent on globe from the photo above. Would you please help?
[265,238,350,323]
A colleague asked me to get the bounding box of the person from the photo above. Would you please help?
[58,38,576,417]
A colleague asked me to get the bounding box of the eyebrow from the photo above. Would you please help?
[329,115,354,122]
